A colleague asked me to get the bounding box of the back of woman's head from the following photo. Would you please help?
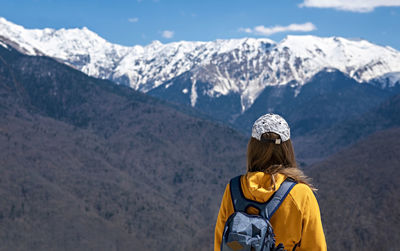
[248,113,314,189]
[246,132,296,172]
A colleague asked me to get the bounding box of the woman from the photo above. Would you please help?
[214,113,327,251]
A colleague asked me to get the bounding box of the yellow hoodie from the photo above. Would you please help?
[214,172,327,251]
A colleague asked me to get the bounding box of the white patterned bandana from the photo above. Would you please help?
[251,113,290,143]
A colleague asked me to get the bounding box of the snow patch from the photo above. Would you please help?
[190,79,198,107]
[374,72,400,88]
[0,40,8,49]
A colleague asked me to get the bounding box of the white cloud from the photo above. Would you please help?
[162,30,174,39]
[299,0,400,13]
[238,28,252,33]
[128,17,139,23]
[240,22,316,36]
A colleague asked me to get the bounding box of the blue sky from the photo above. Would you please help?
[1,0,399,49]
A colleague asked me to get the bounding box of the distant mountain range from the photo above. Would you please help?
[293,89,400,161]
[1,17,400,129]
[1,18,400,251]
[307,127,400,250]
[0,40,247,251]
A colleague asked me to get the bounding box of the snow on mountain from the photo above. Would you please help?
[1,17,400,112]
[371,72,400,88]
[0,17,131,79]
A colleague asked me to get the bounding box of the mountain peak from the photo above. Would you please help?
[1,16,400,112]
[149,40,163,46]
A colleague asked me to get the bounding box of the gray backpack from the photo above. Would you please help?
[221,175,296,251]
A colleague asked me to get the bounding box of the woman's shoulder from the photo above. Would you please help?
[291,182,314,194]
[288,182,317,211]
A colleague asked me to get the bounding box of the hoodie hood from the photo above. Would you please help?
[241,172,287,203]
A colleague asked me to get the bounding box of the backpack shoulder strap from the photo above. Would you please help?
[229,175,270,218]
[265,179,297,219]
[229,175,248,212]
[229,175,296,219]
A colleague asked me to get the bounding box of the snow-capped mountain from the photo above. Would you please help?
[1,17,400,113]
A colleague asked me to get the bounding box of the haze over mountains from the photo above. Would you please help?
[1,17,400,251]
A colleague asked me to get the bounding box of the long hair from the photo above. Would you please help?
[246,132,315,190]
